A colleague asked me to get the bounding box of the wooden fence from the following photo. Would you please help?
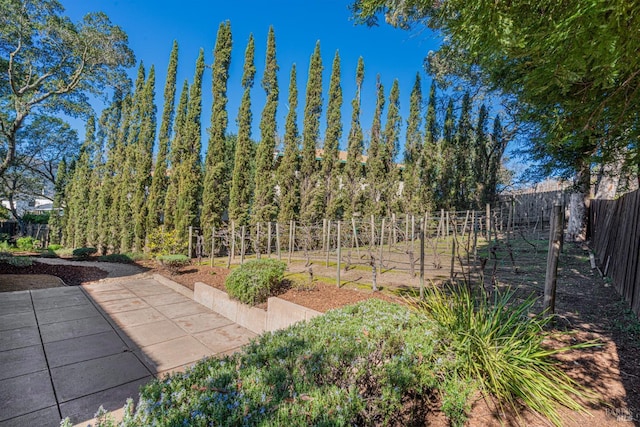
[590,189,640,317]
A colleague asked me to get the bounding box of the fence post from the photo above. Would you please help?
[371,215,375,246]
[256,222,261,259]
[210,226,215,267]
[336,220,341,288]
[486,203,491,241]
[267,222,272,258]
[288,220,294,264]
[188,226,193,258]
[352,217,360,258]
[240,225,246,264]
[379,218,385,269]
[275,222,281,260]
[231,220,236,261]
[420,217,425,299]
[326,219,331,267]
[544,205,563,315]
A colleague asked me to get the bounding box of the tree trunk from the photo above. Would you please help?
[566,163,591,241]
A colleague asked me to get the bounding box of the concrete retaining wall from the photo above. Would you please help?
[193,282,321,334]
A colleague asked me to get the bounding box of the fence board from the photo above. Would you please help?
[591,189,640,319]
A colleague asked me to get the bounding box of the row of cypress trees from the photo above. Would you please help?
[52,22,506,254]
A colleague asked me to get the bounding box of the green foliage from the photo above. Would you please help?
[343,56,366,218]
[146,228,187,257]
[252,26,280,224]
[202,22,233,230]
[0,255,33,267]
[229,35,257,226]
[16,236,38,251]
[47,244,63,251]
[21,213,50,224]
[157,254,190,275]
[225,259,286,305]
[322,51,344,219]
[40,248,59,258]
[98,254,134,263]
[412,285,594,426]
[72,247,98,260]
[365,75,386,217]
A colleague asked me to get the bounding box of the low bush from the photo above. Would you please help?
[0,254,33,267]
[47,244,63,251]
[40,248,59,258]
[16,236,38,251]
[225,259,286,305]
[146,228,187,257]
[98,253,133,263]
[72,247,97,260]
[157,254,190,275]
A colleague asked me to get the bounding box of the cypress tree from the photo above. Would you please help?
[344,57,365,218]
[164,80,189,231]
[253,26,279,224]
[49,158,67,245]
[454,91,472,209]
[474,104,489,208]
[148,41,178,232]
[415,80,439,214]
[404,73,423,215]
[439,98,456,209]
[322,50,343,219]
[202,22,233,230]
[229,35,256,226]
[485,114,505,206]
[175,49,205,239]
[299,41,323,224]
[276,64,300,223]
[382,79,401,216]
[109,93,132,253]
[132,65,156,252]
[365,75,386,218]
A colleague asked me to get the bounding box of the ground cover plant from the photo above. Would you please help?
[86,294,592,426]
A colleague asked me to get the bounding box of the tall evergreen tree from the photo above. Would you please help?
[276,65,300,223]
[382,79,401,215]
[66,115,97,248]
[202,22,233,230]
[322,51,343,219]
[164,80,189,231]
[96,90,124,253]
[148,41,178,232]
[132,65,156,251]
[299,41,323,224]
[473,104,489,207]
[175,49,205,240]
[344,57,365,218]
[49,158,67,245]
[438,97,456,209]
[365,75,386,218]
[454,91,473,209]
[485,114,505,205]
[415,80,439,213]
[253,26,279,224]
[229,35,256,226]
[403,73,423,215]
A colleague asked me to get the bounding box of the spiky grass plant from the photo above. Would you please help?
[411,284,596,426]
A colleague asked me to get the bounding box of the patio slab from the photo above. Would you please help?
[0,345,47,380]
[0,370,56,422]
[44,331,129,368]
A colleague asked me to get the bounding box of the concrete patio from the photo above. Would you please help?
[0,275,257,426]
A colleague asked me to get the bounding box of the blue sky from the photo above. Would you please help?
[62,0,441,152]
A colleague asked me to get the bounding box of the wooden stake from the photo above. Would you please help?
[486,203,491,241]
[336,221,341,287]
[379,218,385,268]
[188,226,193,258]
[352,217,360,258]
[544,205,563,315]
[240,225,246,264]
[326,219,331,267]
[267,222,272,258]
[256,222,261,259]
[288,220,294,264]
[275,222,281,260]
[231,220,236,261]
[420,217,425,299]
[371,214,375,247]
[210,226,215,267]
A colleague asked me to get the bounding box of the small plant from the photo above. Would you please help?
[0,240,12,252]
[16,236,38,251]
[146,228,187,256]
[0,254,33,267]
[157,254,190,275]
[40,248,59,258]
[72,247,98,260]
[47,244,62,251]
[98,253,134,263]
[225,259,286,305]
[411,284,596,426]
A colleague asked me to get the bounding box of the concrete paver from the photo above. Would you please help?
[44,331,129,368]
[0,345,47,380]
[0,273,257,426]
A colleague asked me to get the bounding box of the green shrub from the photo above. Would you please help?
[0,254,33,267]
[0,240,12,252]
[16,236,38,251]
[22,212,49,224]
[47,244,63,251]
[157,254,190,275]
[412,285,595,426]
[146,228,187,256]
[225,259,286,305]
[72,247,97,260]
[98,253,133,263]
[40,248,59,258]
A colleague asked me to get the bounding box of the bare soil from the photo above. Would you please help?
[1,247,639,426]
